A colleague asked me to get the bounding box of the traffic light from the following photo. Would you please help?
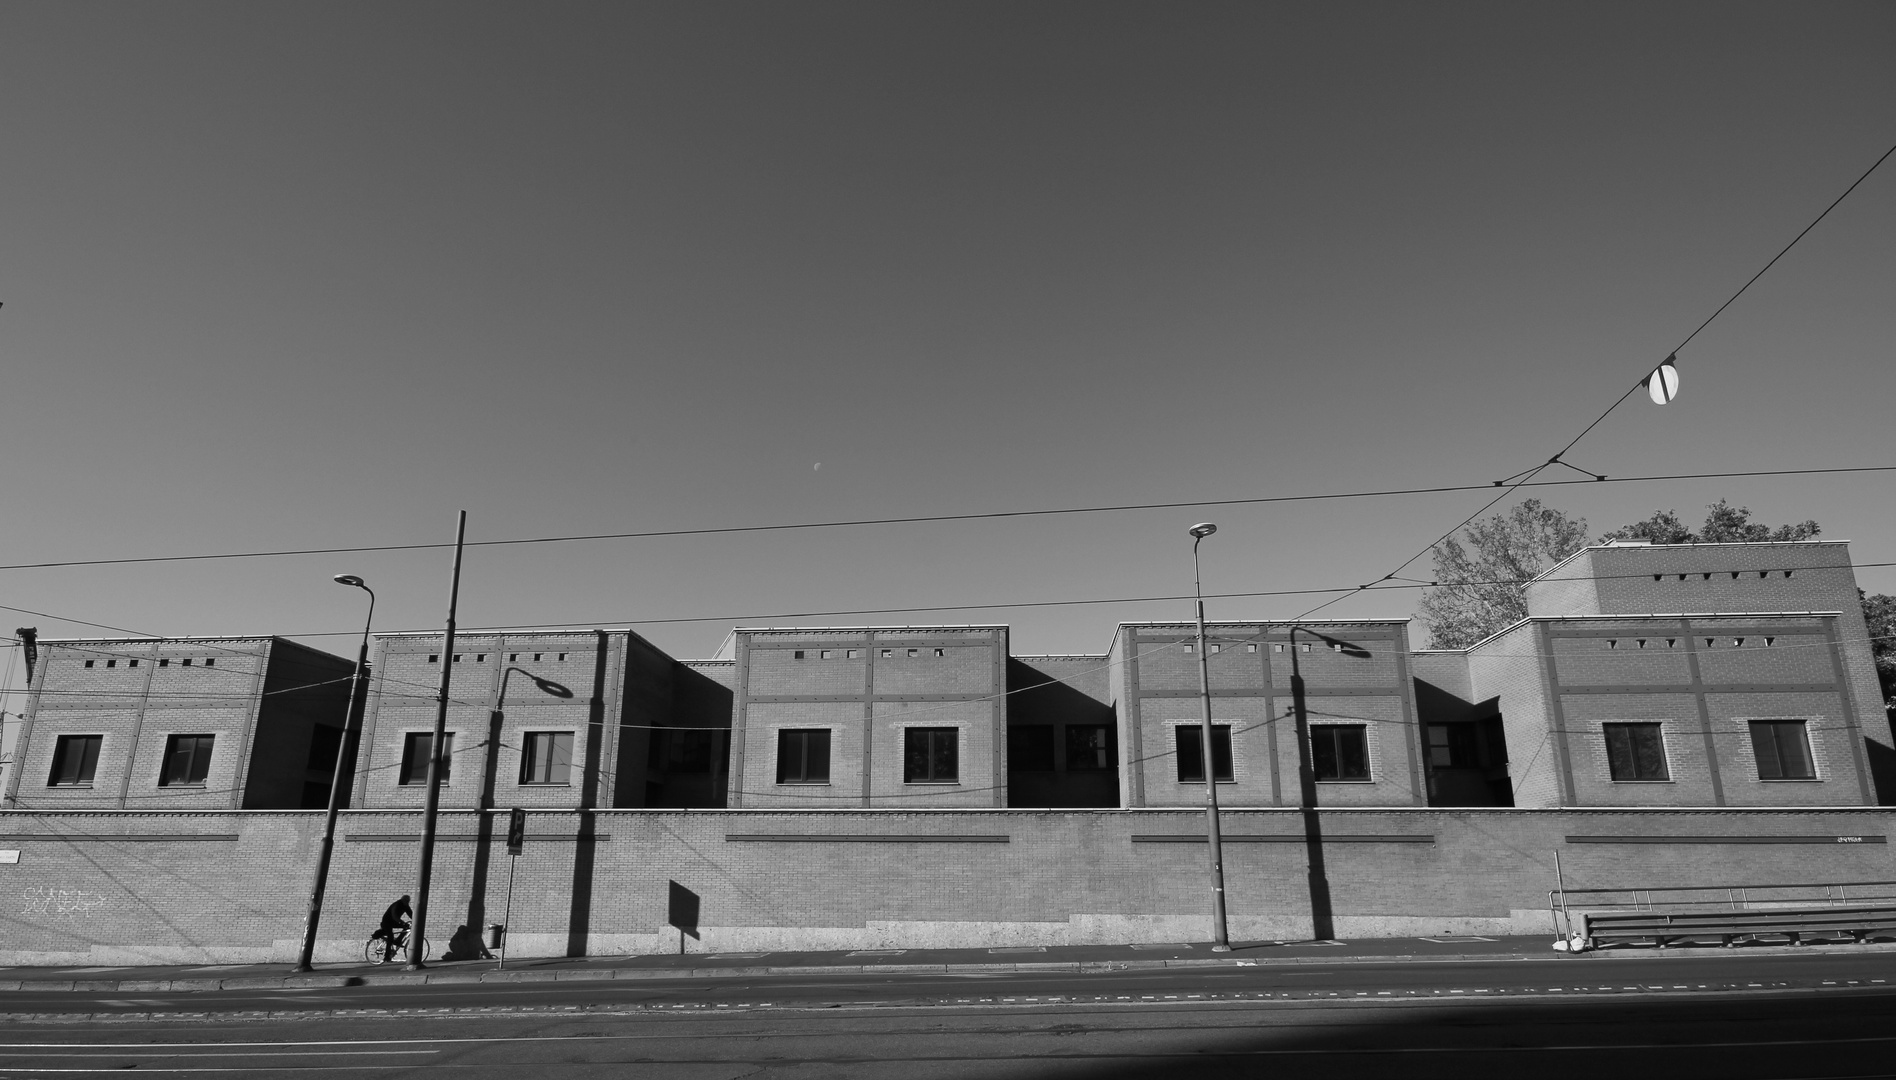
[506,807,526,855]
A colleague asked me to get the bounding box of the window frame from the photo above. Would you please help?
[1748,719,1817,781]
[158,733,216,787]
[775,728,832,785]
[1311,724,1372,782]
[48,734,103,787]
[1174,723,1234,784]
[518,730,575,786]
[1602,722,1670,782]
[902,726,960,784]
[398,731,455,786]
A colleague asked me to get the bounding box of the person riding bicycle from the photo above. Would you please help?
[373,894,412,962]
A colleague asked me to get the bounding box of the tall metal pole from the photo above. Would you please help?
[407,510,467,970]
[1190,523,1232,952]
[291,577,375,972]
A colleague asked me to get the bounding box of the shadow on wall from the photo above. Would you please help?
[1867,734,1896,806]
[668,880,700,950]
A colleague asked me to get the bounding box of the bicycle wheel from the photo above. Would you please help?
[364,935,388,965]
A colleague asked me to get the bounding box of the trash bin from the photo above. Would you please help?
[487,924,505,949]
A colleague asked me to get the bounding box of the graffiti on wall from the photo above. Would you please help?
[21,887,107,924]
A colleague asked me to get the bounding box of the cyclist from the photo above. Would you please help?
[374,894,412,962]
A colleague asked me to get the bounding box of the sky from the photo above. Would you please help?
[1,0,1893,712]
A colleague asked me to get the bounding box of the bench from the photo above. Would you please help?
[1580,903,1896,950]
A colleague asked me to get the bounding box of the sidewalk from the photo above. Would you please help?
[0,936,1564,992]
[4,934,1886,993]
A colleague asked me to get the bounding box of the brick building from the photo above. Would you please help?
[7,540,1891,815]
[1414,540,1889,809]
[2,637,354,811]
[3,540,1895,962]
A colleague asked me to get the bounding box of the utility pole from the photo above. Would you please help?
[407,511,467,970]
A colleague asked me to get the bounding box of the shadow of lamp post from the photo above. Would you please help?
[291,573,375,972]
[464,665,573,964]
[1284,625,1371,943]
[1188,522,1232,952]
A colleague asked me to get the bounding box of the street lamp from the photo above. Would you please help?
[1188,523,1232,952]
[291,574,376,972]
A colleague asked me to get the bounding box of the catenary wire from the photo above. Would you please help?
[1291,138,1896,623]
[0,464,1891,575]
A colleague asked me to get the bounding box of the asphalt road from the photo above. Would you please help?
[2,951,1894,1078]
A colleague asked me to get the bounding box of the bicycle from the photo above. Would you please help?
[364,925,430,965]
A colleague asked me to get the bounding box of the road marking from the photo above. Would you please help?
[19,1050,440,1059]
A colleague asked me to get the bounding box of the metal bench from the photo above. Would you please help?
[1580,903,1896,950]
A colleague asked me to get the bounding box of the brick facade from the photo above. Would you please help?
[0,806,1889,963]
[3,638,353,812]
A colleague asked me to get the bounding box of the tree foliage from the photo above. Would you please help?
[1599,499,1821,544]
[1418,500,1589,649]
[1862,590,1896,713]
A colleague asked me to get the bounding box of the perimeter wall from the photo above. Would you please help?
[0,807,1890,964]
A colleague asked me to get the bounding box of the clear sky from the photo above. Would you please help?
[1,1,1893,699]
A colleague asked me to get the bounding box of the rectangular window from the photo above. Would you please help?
[1426,723,1479,769]
[159,734,215,786]
[1065,725,1116,771]
[1312,725,1370,781]
[904,727,959,783]
[519,731,574,785]
[776,729,830,784]
[1750,720,1816,780]
[1603,723,1668,781]
[48,734,102,786]
[1008,725,1055,771]
[661,729,717,773]
[1175,724,1234,783]
[399,732,454,786]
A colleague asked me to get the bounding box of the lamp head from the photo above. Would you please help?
[333,574,367,588]
[1189,523,1218,539]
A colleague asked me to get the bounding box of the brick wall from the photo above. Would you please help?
[1,806,1890,963]
[5,638,351,813]
[728,628,1007,810]
[1118,622,1423,809]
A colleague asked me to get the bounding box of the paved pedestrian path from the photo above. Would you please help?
[0,936,1561,991]
[4,934,1882,993]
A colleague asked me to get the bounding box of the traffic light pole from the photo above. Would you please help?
[499,807,525,969]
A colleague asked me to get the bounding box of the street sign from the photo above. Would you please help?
[506,807,526,856]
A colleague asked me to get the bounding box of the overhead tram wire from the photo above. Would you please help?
[0,463,1892,576]
[1291,136,1896,624]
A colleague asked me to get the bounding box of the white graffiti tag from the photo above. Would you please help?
[21,887,107,923]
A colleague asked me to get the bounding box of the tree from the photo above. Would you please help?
[1863,591,1896,716]
[1420,499,1888,664]
[1418,500,1589,649]
[1600,499,1820,544]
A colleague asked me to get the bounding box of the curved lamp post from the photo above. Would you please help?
[291,574,376,972]
[1189,523,1232,952]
